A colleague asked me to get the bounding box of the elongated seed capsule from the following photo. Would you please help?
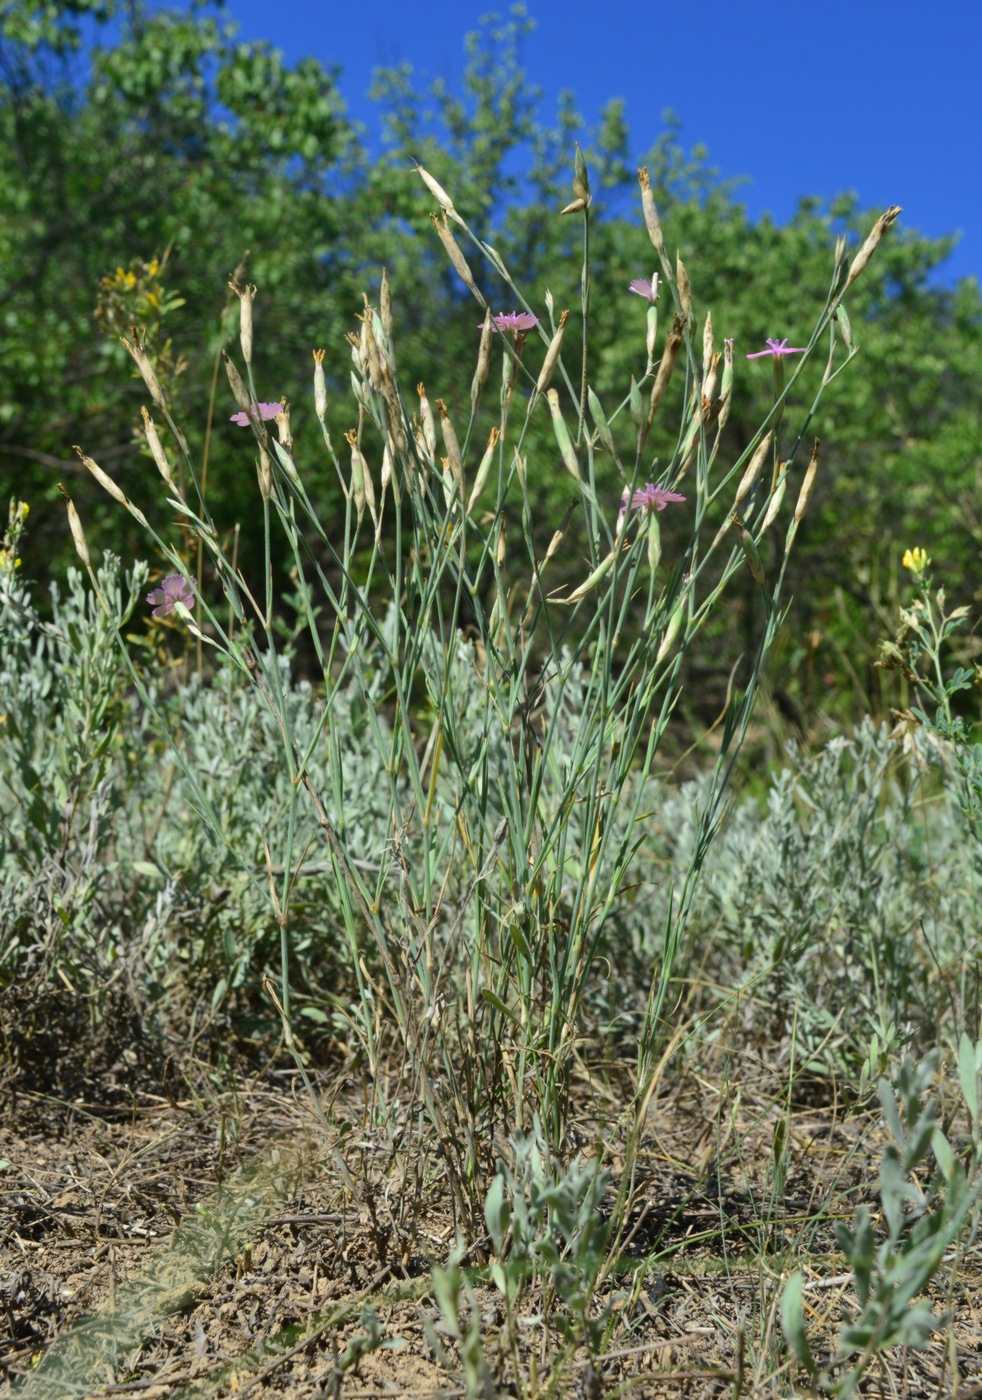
[122,333,167,410]
[646,305,658,362]
[61,488,91,568]
[629,376,643,433]
[676,255,692,322]
[702,311,714,387]
[141,407,175,489]
[350,370,370,415]
[345,428,368,523]
[275,402,292,454]
[257,448,272,501]
[417,384,437,459]
[702,351,721,406]
[230,279,257,365]
[439,456,454,508]
[717,339,734,431]
[647,511,661,572]
[536,309,569,394]
[637,167,665,257]
[739,524,766,584]
[430,212,483,301]
[760,472,787,534]
[73,446,149,527]
[222,351,251,411]
[414,162,456,211]
[587,387,614,455]
[844,206,902,291]
[656,592,687,663]
[835,303,853,349]
[648,315,685,423]
[467,426,500,514]
[313,349,327,421]
[380,267,393,343]
[564,548,617,603]
[792,439,820,527]
[547,389,580,481]
[471,316,494,410]
[359,310,383,390]
[734,432,772,511]
[543,501,575,565]
[271,440,301,487]
[436,398,464,499]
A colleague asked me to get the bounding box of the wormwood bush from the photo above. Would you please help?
[632,721,982,1082]
[57,157,898,1216]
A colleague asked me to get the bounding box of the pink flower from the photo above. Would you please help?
[746,338,806,359]
[480,311,539,333]
[147,573,196,619]
[628,276,659,303]
[631,484,686,512]
[229,401,281,426]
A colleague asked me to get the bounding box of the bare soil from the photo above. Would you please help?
[4,1050,982,1398]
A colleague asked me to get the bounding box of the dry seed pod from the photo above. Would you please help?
[467,426,500,514]
[74,446,149,527]
[702,311,714,385]
[222,351,251,412]
[637,167,666,257]
[257,448,272,501]
[535,309,569,395]
[275,402,293,453]
[141,407,176,490]
[417,384,437,459]
[675,255,692,321]
[471,315,494,409]
[230,279,258,365]
[563,549,617,603]
[844,206,902,291]
[734,432,772,511]
[122,332,167,410]
[648,314,686,423]
[380,268,393,342]
[414,162,456,211]
[60,487,91,568]
[793,438,820,527]
[430,212,483,301]
[436,399,464,500]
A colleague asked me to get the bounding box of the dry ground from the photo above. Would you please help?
[4,1049,982,1399]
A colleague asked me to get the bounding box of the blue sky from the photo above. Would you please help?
[214,0,979,288]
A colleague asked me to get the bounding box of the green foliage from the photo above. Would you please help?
[3,0,978,731]
[783,1046,982,1395]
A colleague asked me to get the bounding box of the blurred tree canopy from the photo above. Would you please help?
[1,0,979,724]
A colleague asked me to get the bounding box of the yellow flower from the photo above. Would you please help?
[902,546,929,576]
